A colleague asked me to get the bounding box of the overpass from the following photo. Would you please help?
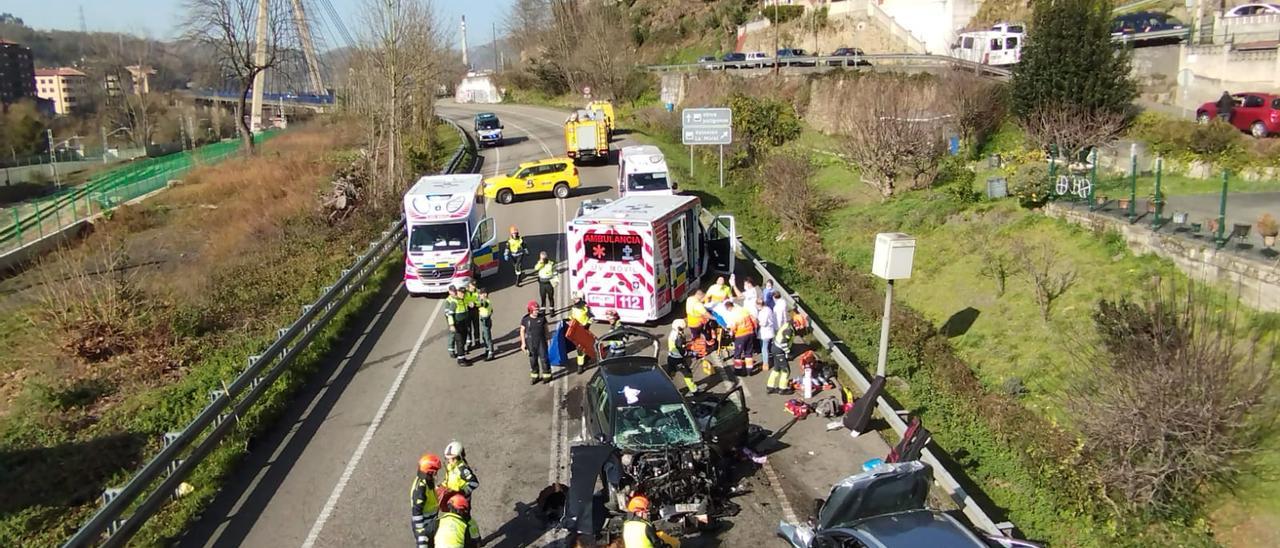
[185,89,336,112]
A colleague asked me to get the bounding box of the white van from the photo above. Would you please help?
[952,23,1025,66]
[402,174,499,295]
[617,145,675,197]
[566,195,736,324]
[745,51,771,68]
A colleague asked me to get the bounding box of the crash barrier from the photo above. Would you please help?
[61,120,475,548]
[0,136,271,256]
[735,242,1017,539]
[644,53,1012,79]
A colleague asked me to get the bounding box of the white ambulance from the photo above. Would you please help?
[566,195,737,324]
[951,22,1025,66]
[402,173,499,295]
[617,145,675,197]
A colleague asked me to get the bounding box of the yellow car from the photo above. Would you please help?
[483,157,581,204]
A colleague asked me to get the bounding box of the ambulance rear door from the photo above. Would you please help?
[704,214,736,275]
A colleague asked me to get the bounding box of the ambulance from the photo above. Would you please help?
[617,145,675,197]
[566,195,737,324]
[402,173,499,295]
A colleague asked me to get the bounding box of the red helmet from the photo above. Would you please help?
[527,300,539,313]
[418,453,442,475]
[447,493,470,512]
[626,495,650,513]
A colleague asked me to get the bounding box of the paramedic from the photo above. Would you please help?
[727,301,757,375]
[685,290,710,340]
[506,226,526,284]
[705,275,736,305]
[767,318,796,395]
[756,297,776,369]
[569,293,594,368]
[535,251,556,313]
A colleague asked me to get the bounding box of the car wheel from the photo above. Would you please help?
[496,189,514,204]
[553,182,570,199]
[1196,112,1210,124]
[1252,122,1270,138]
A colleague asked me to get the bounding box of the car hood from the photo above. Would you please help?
[817,460,931,529]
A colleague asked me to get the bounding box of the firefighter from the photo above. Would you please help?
[569,293,593,369]
[476,288,494,360]
[445,287,467,365]
[684,290,710,340]
[535,251,556,313]
[505,225,526,285]
[410,453,443,547]
[727,301,757,376]
[767,317,796,395]
[442,441,479,498]
[666,319,698,394]
[622,495,673,548]
[463,280,481,352]
[602,309,626,359]
[520,300,552,383]
[433,494,480,548]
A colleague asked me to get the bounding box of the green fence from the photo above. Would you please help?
[1,134,273,254]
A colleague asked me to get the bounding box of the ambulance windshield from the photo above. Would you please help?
[627,172,670,192]
[409,222,468,252]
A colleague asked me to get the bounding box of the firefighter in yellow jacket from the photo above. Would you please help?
[433,494,480,548]
[410,453,442,547]
[622,495,679,548]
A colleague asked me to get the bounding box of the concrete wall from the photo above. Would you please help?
[1046,204,1280,312]
[1171,44,1280,110]
[877,0,981,55]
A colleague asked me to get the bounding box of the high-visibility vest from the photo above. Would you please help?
[685,298,707,327]
[433,512,479,548]
[668,330,686,358]
[775,321,795,352]
[445,297,460,324]
[570,305,590,325]
[477,297,492,318]
[536,259,555,281]
[508,236,524,254]
[622,518,657,548]
[732,309,756,338]
[443,459,478,494]
[410,475,439,519]
[706,283,731,302]
[453,297,469,315]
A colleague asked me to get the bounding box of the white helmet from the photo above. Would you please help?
[444,440,464,458]
[672,319,687,330]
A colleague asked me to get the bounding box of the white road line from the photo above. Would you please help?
[301,296,445,548]
[762,459,800,524]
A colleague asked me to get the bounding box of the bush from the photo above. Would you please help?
[726,93,803,167]
[1009,162,1052,208]
[762,5,804,24]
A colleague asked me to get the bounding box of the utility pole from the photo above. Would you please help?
[492,22,499,73]
[250,0,269,132]
[46,129,61,188]
[773,2,780,75]
[461,15,470,70]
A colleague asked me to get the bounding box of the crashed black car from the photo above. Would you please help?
[569,327,748,535]
[778,461,1044,548]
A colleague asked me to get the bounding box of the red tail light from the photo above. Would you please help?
[574,167,579,176]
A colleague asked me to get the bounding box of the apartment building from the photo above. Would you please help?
[34,67,88,114]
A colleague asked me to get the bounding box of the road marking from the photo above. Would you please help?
[762,459,800,524]
[301,296,445,548]
[503,118,554,157]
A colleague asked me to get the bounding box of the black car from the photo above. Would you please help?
[827,47,872,67]
[776,48,816,67]
[697,55,721,70]
[721,52,747,69]
[1111,11,1185,45]
[573,327,748,532]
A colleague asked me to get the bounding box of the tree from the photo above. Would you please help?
[1015,240,1077,320]
[1069,282,1275,514]
[1011,0,1135,120]
[1021,103,1127,163]
[183,0,299,153]
[941,72,1007,156]
[835,75,947,199]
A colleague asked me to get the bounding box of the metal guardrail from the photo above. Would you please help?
[734,243,1016,539]
[644,54,1013,79]
[1112,27,1193,44]
[62,119,475,548]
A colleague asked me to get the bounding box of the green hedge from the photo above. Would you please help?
[762,5,804,25]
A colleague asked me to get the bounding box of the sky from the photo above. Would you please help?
[0,0,513,49]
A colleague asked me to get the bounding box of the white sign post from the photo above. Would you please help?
[681,108,733,187]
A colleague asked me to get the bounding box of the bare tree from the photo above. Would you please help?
[1015,240,1077,321]
[941,72,1006,154]
[183,0,298,153]
[347,0,445,208]
[1021,103,1127,163]
[835,76,948,199]
[979,246,1014,297]
[575,1,637,101]
[506,0,549,59]
[1069,281,1275,514]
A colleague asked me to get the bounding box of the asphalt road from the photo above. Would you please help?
[181,101,890,548]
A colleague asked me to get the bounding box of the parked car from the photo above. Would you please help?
[745,51,771,68]
[483,157,580,203]
[721,52,747,69]
[1111,11,1184,35]
[698,55,720,69]
[778,461,1044,548]
[1196,92,1280,138]
[1226,3,1280,17]
[776,48,816,67]
[827,47,872,67]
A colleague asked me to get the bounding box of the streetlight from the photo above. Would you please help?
[870,232,915,378]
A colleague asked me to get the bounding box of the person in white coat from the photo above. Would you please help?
[755,297,776,367]
[771,289,788,338]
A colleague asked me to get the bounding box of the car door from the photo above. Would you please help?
[694,386,749,456]
[668,215,690,301]
[1236,94,1266,131]
[470,216,499,278]
[704,214,737,274]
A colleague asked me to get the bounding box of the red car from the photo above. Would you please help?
[1196,92,1280,137]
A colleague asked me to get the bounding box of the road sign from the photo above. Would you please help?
[682,108,732,128]
[682,127,733,145]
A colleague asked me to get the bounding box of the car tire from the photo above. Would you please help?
[553,182,570,199]
[1196,112,1210,124]
[496,189,514,204]
[1252,121,1269,138]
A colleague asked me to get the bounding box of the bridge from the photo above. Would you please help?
[185,89,336,112]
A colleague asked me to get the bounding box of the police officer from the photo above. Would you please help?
[534,251,556,313]
[622,495,672,548]
[476,288,494,360]
[442,440,479,498]
[505,226,526,285]
[568,293,593,370]
[666,319,698,394]
[463,280,481,351]
[445,287,467,365]
[433,494,480,548]
[766,317,795,395]
[410,453,443,547]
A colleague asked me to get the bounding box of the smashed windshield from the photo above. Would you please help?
[627,172,670,192]
[409,222,468,252]
[614,403,701,450]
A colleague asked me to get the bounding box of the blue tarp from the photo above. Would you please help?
[549,320,571,367]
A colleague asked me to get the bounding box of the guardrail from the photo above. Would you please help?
[734,242,1017,539]
[1112,27,1193,44]
[61,119,475,548]
[644,54,1012,79]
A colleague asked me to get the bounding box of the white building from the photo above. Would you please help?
[34,67,87,114]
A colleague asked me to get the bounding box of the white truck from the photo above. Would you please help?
[566,195,737,324]
[617,145,675,197]
[402,173,499,295]
[951,23,1024,66]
